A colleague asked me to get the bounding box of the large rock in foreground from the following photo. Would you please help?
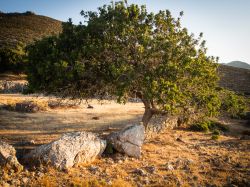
[25,132,106,170]
[0,141,23,172]
[107,124,145,158]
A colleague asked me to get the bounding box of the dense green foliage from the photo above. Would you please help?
[219,89,247,118]
[0,43,26,73]
[26,1,247,126]
[189,120,229,132]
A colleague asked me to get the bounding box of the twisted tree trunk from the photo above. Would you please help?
[136,92,167,128]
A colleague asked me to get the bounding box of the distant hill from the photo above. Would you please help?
[225,61,250,70]
[0,11,62,48]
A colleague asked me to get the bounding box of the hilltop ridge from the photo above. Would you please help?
[224,61,250,70]
[0,11,62,48]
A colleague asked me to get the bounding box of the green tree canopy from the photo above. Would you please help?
[27,1,244,126]
[0,42,26,73]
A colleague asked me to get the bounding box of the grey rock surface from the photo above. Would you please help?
[0,80,27,93]
[107,124,145,158]
[0,141,23,172]
[25,131,106,170]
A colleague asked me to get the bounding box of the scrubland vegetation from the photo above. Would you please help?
[0,1,250,187]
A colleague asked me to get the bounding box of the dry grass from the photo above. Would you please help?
[0,94,81,112]
[1,129,248,186]
[0,93,249,186]
[0,73,27,81]
[0,93,144,146]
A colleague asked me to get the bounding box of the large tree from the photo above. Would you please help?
[27,1,229,127]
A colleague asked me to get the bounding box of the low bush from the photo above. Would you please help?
[0,43,27,73]
[24,11,35,15]
[48,100,80,109]
[211,134,219,140]
[2,100,48,113]
[213,129,220,136]
[189,121,210,132]
[189,120,229,133]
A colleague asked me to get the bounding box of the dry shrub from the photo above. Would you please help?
[0,97,80,113]
[48,100,80,109]
[1,99,48,112]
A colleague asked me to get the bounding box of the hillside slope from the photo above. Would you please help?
[225,61,250,70]
[218,65,250,95]
[0,12,62,48]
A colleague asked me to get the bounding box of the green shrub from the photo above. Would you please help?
[190,120,229,133]
[213,129,220,135]
[0,43,26,73]
[211,134,219,140]
[209,120,229,132]
[219,89,248,119]
[24,11,35,15]
[189,121,210,132]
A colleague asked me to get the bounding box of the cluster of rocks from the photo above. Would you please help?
[15,101,42,113]
[2,101,46,113]
[0,80,27,93]
[0,124,145,172]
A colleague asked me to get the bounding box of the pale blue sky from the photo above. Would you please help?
[1,0,250,64]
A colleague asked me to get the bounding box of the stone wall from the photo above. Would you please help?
[218,65,250,95]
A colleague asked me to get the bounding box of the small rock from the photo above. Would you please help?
[133,168,147,176]
[145,166,156,174]
[183,164,190,171]
[88,165,99,173]
[106,158,114,164]
[117,160,123,164]
[106,179,112,185]
[9,169,14,174]
[225,157,230,163]
[166,164,174,171]
[37,171,44,177]
[22,177,29,184]
[29,140,36,145]
[176,137,185,143]
[143,177,150,185]
[87,104,94,109]
[30,171,35,177]
[186,159,194,164]
[92,116,99,120]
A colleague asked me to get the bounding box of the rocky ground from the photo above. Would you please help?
[1,125,249,186]
[0,82,250,186]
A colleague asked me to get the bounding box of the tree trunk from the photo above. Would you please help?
[135,91,162,129]
[142,108,153,129]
